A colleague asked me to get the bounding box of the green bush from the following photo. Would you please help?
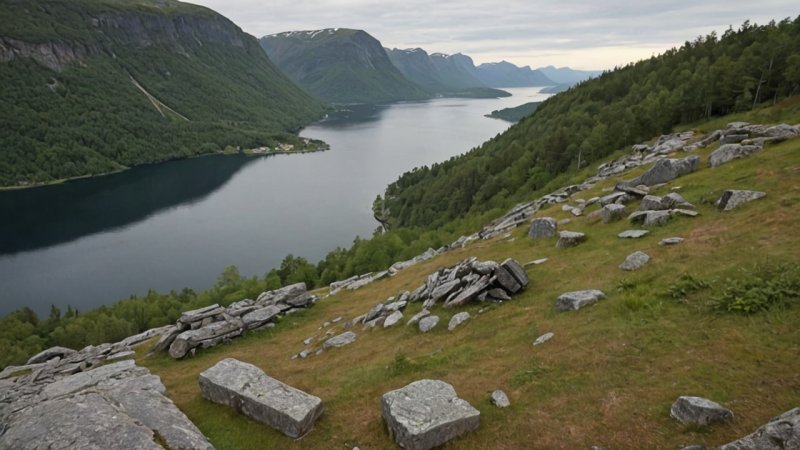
[713,263,800,314]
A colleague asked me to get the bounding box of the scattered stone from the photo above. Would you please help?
[383,311,404,328]
[533,332,554,346]
[556,231,586,249]
[381,379,480,450]
[718,407,800,450]
[627,156,700,186]
[717,189,766,211]
[709,144,761,168]
[660,237,685,246]
[299,349,312,359]
[407,309,430,327]
[490,389,510,408]
[638,195,664,211]
[448,312,471,331]
[523,258,548,268]
[303,337,314,346]
[600,204,626,223]
[670,396,734,426]
[620,251,650,271]
[323,331,357,349]
[528,217,558,239]
[556,290,606,312]
[199,358,323,438]
[618,229,649,239]
[419,316,440,333]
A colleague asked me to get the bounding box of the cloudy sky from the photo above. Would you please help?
[191,1,797,70]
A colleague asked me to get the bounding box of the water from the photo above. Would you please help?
[0,87,550,317]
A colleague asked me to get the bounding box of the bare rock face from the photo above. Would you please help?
[381,379,480,450]
[719,407,800,450]
[555,290,606,312]
[670,396,734,426]
[199,358,323,439]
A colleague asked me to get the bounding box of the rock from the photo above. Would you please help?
[619,251,650,271]
[487,288,511,301]
[323,331,357,349]
[241,306,281,330]
[493,265,522,294]
[640,210,672,227]
[600,204,626,223]
[26,346,76,365]
[106,350,135,361]
[199,358,323,438]
[168,317,244,359]
[427,279,462,306]
[365,303,386,322]
[528,217,558,239]
[660,237,685,245]
[407,309,430,327]
[490,389,510,408]
[418,316,440,333]
[385,300,408,312]
[533,332,554,346]
[556,231,586,249]
[445,275,491,308]
[599,191,627,206]
[148,325,183,355]
[448,312,471,331]
[501,258,529,288]
[299,349,312,359]
[638,195,664,211]
[709,144,761,167]
[383,311,404,328]
[618,230,649,239]
[670,396,734,425]
[524,258,548,267]
[178,304,224,325]
[661,192,695,210]
[556,290,606,312]
[381,379,480,450]
[717,189,766,211]
[718,407,800,450]
[628,156,700,186]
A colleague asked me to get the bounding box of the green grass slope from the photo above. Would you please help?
[0,0,325,187]
[139,106,800,449]
[260,29,430,104]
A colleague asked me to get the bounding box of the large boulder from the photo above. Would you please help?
[556,231,586,249]
[627,156,700,186]
[168,317,244,359]
[719,407,800,449]
[556,290,606,312]
[241,306,281,331]
[26,346,76,365]
[528,217,558,239]
[501,258,529,288]
[199,358,323,438]
[257,282,311,307]
[717,190,766,211]
[670,396,734,426]
[600,204,626,223]
[709,144,761,168]
[381,379,480,450]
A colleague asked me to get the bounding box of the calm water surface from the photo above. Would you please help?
[0,87,550,316]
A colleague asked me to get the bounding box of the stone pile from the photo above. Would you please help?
[0,355,213,449]
[150,282,319,359]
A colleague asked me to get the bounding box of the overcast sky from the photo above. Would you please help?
[191,1,798,70]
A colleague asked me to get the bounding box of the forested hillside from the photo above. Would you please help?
[377,18,800,228]
[0,0,325,187]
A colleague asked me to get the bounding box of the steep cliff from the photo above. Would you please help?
[260,28,430,104]
[0,0,325,187]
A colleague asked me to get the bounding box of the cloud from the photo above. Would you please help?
[190,0,798,69]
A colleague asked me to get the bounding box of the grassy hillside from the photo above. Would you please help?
[0,0,325,187]
[260,29,430,104]
[138,114,800,449]
[377,18,800,229]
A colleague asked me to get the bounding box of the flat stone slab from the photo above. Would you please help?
[199,358,323,438]
[382,379,480,450]
[556,290,606,312]
[383,311,404,328]
[323,331,357,349]
[618,230,649,239]
[660,237,684,245]
[670,396,734,426]
[448,312,471,331]
[26,346,76,365]
[620,251,650,271]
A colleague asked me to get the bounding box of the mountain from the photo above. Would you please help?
[0,0,325,188]
[472,61,555,87]
[536,65,602,84]
[376,18,800,229]
[386,48,509,98]
[260,28,429,104]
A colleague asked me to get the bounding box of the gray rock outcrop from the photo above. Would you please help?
[199,358,323,438]
[719,407,800,449]
[381,379,480,450]
[670,396,734,425]
[528,217,558,239]
[620,251,650,271]
[626,156,700,186]
[709,144,761,168]
[25,346,76,365]
[556,290,606,312]
[600,204,626,223]
[717,190,766,211]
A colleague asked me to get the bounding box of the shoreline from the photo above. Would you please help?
[0,140,330,192]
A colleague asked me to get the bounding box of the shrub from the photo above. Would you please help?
[713,263,800,314]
